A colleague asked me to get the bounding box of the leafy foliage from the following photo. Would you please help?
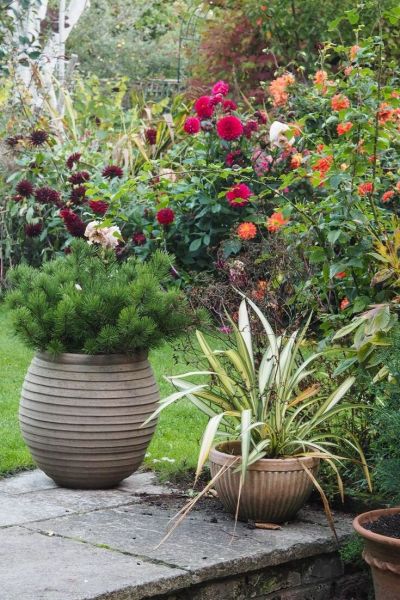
[192,0,400,97]
[6,239,195,355]
[146,297,371,498]
[67,0,191,81]
[370,331,400,503]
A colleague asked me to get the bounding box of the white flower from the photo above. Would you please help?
[269,121,294,148]
[159,168,177,183]
[84,221,122,249]
[75,284,82,291]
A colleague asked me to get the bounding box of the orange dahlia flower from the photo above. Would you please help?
[331,94,350,111]
[290,153,303,169]
[350,45,361,61]
[266,212,289,233]
[337,122,353,135]
[358,182,374,196]
[382,190,395,203]
[269,73,295,107]
[314,70,328,85]
[237,222,257,240]
[340,297,350,310]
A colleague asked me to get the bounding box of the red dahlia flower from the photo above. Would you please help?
[184,117,201,134]
[132,232,147,246]
[35,187,61,205]
[210,94,223,106]
[217,115,243,141]
[145,128,157,145]
[59,208,86,237]
[226,183,252,207]
[102,165,123,179]
[222,99,238,113]
[66,152,81,169]
[212,80,229,96]
[89,200,109,215]
[25,223,43,237]
[156,208,175,225]
[194,96,214,120]
[69,171,90,185]
[16,179,34,198]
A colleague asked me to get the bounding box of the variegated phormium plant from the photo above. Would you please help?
[146,296,371,498]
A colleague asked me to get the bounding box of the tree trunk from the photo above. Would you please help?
[10,0,90,124]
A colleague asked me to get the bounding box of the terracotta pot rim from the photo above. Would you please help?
[353,507,400,548]
[36,351,148,364]
[210,441,320,472]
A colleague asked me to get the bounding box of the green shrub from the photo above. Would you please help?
[6,239,194,355]
[370,330,400,502]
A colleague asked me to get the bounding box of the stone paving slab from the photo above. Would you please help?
[0,527,188,600]
[26,502,348,583]
[0,469,356,600]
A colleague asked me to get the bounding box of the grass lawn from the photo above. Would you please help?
[0,305,206,482]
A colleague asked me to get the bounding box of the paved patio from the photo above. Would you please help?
[0,469,368,599]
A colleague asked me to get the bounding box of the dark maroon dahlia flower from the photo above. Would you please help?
[34,187,61,205]
[145,128,157,145]
[254,110,268,125]
[25,223,43,237]
[132,231,146,246]
[225,150,245,167]
[66,152,82,169]
[59,208,86,237]
[69,185,86,203]
[88,200,109,215]
[29,129,49,146]
[68,171,90,185]
[102,165,123,179]
[16,179,34,198]
[243,120,259,139]
[5,135,23,147]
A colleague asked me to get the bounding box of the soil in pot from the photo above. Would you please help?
[364,513,400,539]
[353,509,400,600]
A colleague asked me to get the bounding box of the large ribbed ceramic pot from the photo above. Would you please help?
[353,508,400,600]
[19,352,159,489]
[209,441,319,523]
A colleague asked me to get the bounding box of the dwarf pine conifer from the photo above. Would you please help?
[6,240,195,355]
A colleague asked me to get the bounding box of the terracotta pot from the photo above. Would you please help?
[19,352,159,489]
[353,508,400,600]
[209,441,319,523]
